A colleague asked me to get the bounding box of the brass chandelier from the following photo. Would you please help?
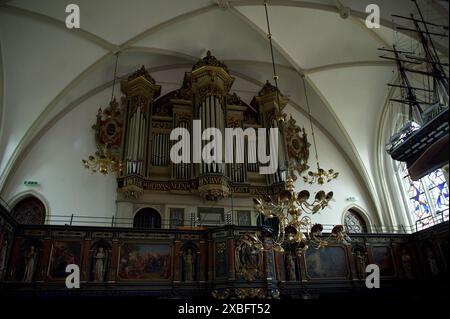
[82,53,123,175]
[82,143,123,175]
[253,0,347,255]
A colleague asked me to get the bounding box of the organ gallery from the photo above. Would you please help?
[0,0,448,309]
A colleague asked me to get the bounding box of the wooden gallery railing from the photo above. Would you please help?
[0,206,448,299]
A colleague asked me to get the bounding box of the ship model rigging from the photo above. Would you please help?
[381,0,449,181]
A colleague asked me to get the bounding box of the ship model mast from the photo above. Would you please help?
[381,0,449,181]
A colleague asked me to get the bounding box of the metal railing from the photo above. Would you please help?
[23,211,448,234]
[1,195,448,234]
[46,215,238,229]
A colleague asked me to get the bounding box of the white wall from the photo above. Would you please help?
[1,81,377,228]
[2,87,117,221]
[284,104,377,227]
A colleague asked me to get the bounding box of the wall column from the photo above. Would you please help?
[173,240,182,283]
[81,239,91,282]
[108,239,119,282]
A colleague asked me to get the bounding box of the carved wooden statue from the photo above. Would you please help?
[23,245,37,282]
[355,250,367,279]
[184,249,195,282]
[400,249,414,279]
[93,247,107,282]
[285,253,296,281]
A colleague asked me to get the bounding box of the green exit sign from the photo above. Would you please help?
[24,181,39,186]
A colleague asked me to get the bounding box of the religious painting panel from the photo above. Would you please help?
[305,246,349,279]
[48,240,82,279]
[118,243,172,281]
[371,245,396,277]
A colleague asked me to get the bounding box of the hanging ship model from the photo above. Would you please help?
[381,0,449,181]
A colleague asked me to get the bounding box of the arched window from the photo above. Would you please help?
[133,208,162,229]
[344,209,367,234]
[12,196,46,225]
[398,162,449,229]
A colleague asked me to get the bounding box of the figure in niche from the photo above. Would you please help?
[93,247,107,282]
[426,248,439,276]
[183,249,195,282]
[400,249,414,279]
[23,245,38,282]
[241,242,260,267]
[354,250,367,279]
[285,253,296,281]
[0,239,8,279]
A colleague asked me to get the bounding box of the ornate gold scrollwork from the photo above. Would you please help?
[191,51,235,103]
[227,116,241,128]
[198,175,230,201]
[211,289,230,299]
[176,112,192,124]
[235,288,267,299]
[285,115,310,179]
[120,184,144,200]
[119,176,144,199]
[235,233,264,281]
[82,98,124,175]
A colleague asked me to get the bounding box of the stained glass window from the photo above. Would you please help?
[424,171,449,212]
[400,162,449,230]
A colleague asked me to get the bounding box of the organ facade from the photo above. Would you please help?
[92,51,298,228]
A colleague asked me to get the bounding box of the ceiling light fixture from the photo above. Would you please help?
[252,0,347,255]
[82,53,124,175]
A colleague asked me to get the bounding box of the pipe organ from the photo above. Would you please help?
[251,81,289,186]
[120,66,161,178]
[88,51,304,206]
